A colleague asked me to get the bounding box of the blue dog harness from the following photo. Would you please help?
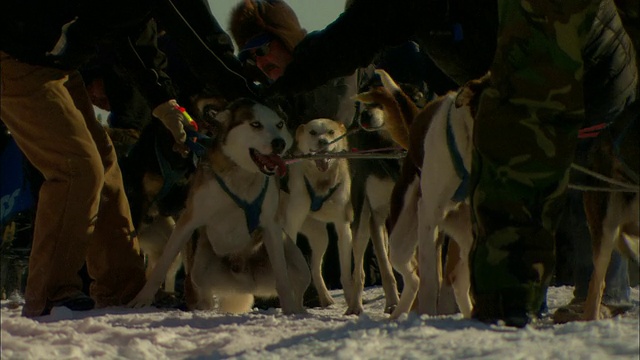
[446,102,470,202]
[304,176,341,212]
[213,173,269,234]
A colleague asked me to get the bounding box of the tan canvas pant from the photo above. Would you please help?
[0,52,146,317]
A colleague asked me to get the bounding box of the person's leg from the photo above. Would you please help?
[65,71,147,307]
[468,0,600,327]
[1,53,103,317]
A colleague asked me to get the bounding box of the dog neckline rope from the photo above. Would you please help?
[304,176,341,212]
[213,172,269,234]
[447,101,470,202]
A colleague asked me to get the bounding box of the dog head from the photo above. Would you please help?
[355,70,429,127]
[214,98,292,176]
[295,118,348,172]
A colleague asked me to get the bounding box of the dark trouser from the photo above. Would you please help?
[469,0,600,324]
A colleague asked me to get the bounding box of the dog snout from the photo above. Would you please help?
[271,138,286,154]
[318,138,330,147]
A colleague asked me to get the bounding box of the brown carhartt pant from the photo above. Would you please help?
[0,52,146,317]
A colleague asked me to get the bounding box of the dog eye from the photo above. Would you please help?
[250,121,263,129]
[309,130,317,136]
[277,121,284,129]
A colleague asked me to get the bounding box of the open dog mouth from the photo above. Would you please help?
[250,149,287,176]
[314,158,331,172]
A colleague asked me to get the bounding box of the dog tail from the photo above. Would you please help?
[352,69,419,150]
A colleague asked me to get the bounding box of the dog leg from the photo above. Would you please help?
[283,235,311,311]
[435,233,458,315]
[369,212,399,314]
[301,218,335,307]
[163,253,183,293]
[441,204,473,318]
[417,194,440,316]
[190,233,218,311]
[264,224,304,314]
[389,179,420,320]
[335,221,355,308]
[583,202,619,321]
[129,206,199,308]
[346,204,371,315]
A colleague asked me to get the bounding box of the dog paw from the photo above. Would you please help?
[281,305,307,315]
[384,304,397,314]
[318,296,335,308]
[344,305,364,316]
[127,289,155,308]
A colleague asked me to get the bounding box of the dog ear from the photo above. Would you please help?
[212,109,233,140]
[337,122,349,150]
[455,72,491,108]
[295,123,305,139]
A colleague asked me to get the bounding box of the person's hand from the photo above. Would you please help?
[152,99,190,144]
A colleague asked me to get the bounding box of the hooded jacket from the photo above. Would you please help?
[228,0,358,128]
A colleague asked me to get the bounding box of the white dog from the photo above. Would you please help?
[279,118,356,312]
[129,98,310,314]
[355,69,489,319]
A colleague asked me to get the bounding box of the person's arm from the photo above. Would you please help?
[151,0,258,100]
[271,0,416,95]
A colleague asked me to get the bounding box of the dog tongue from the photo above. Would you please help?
[268,154,287,176]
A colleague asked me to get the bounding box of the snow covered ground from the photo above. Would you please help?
[1,286,638,360]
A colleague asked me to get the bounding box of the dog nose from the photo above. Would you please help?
[318,138,329,147]
[271,138,286,154]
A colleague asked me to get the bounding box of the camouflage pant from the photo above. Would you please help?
[469,0,601,322]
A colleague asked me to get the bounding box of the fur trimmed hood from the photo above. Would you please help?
[229,0,306,54]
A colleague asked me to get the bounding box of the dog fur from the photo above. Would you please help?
[278,118,355,312]
[128,98,310,314]
[582,100,639,321]
[354,69,488,319]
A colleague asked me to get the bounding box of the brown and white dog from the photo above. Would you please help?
[278,118,356,312]
[128,98,310,314]
[354,69,489,320]
[345,75,429,315]
[581,101,639,321]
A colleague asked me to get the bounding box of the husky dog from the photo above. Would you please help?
[355,69,488,319]
[129,98,310,314]
[279,118,356,312]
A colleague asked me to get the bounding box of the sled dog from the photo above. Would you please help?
[129,98,310,314]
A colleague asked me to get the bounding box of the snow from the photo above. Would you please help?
[1,286,639,359]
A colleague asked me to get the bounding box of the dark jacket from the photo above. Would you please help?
[0,0,256,107]
[272,0,497,94]
[272,0,636,113]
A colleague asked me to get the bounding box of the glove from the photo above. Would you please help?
[152,100,190,144]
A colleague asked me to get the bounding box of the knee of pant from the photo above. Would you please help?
[67,155,105,194]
